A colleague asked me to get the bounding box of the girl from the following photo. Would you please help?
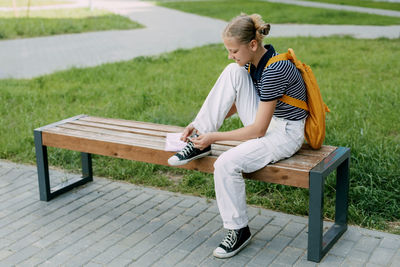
[168,14,307,258]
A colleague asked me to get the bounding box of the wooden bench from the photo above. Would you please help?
[34,114,350,262]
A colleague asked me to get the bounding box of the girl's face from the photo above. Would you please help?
[223,37,256,67]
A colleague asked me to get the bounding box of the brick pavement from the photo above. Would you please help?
[1,160,399,266]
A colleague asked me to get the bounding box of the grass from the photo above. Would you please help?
[0,0,71,7]
[1,36,399,234]
[0,8,143,39]
[305,0,400,12]
[157,0,400,25]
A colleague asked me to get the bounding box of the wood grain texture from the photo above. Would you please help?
[41,116,338,188]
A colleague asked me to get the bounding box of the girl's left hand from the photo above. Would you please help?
[192,133,215,150]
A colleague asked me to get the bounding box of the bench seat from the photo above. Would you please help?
[34,114,350,262]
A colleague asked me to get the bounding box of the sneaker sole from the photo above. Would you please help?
[213,235,252,259]
[168,150,211,166]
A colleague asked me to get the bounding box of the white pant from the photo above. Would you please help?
[192,63,305,230]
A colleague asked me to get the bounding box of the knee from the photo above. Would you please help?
[225,63,243,76]
[214,151,241,176]
[224,63,249,85]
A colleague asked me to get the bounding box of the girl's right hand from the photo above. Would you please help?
[181,124,195,142]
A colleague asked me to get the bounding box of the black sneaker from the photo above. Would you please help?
[167,139,211,166]
[213,226,252,259]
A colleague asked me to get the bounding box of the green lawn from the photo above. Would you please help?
[157,0,400,25]
[0,8,143,39]
[305,0,400,11]
[1,37,399,234]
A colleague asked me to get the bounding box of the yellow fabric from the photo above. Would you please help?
[280,94,309,111]
[265,48,330,149]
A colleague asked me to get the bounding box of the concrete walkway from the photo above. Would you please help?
[266,0,400,17]
[1,160,400,266]
[1,0,399,79]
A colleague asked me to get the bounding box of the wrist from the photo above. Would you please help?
[210,132,218,143]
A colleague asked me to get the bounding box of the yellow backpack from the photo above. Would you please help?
[266,48,330,149]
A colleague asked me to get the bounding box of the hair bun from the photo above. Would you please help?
[260,24,271,36]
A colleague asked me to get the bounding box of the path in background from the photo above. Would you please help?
[265,0,400,17]
[0,0,399,79]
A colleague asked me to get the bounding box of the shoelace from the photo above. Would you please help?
[178,141,195,157]
[221,229,238,249]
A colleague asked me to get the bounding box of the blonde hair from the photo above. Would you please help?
[222,13,270,45]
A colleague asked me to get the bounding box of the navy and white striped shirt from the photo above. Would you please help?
[245,45,308,121]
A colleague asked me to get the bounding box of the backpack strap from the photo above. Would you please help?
[265,51,309,111]
[280,94,309,111]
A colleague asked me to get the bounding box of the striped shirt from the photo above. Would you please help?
[245,45,308,121]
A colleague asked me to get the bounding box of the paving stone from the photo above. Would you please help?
[341,259,367,267]
[342,227,364,243]
[205,204,220,214]
[106,256,133,267]
[153,248,190,266]
[0,245,41,266]
[239,238,267,258]
[117,231,148,249]
[290,230,308,250]
[369,247,397,266]
[183,244,214,265]
[318,254,344,267]
[346,249,371,263]
[380,237,400,250]
[0,249,14,261]
[221,253,252,266]
[365,263,386,267]
[272,246,304,265]
[266,234,292,252]
[0,238,13,250]
[269,215,291,228]
[294,254,317,267]
[91,244,129,264]
[183,202,209,217]
[199,256,225,267]
[177,197,199,208]
[246,247,279,266]
[328,239,355,257]
[254,224,282,242]
[353,235,382,254]
[249,215,273,231]
[389,249,400,266]
[84,261,103,267]
[17,256,46,266]
[280,221,306,238]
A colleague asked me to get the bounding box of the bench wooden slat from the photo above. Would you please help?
[39,115,342,189]
[80,116,243,147]
[44,127,168,151]
[81,116,188,134]
[59,123,168,145]
[70,120,171,138]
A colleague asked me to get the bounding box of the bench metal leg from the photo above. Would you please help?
[307,147,350,262]
[34,130,93,201]
[34,130,51,201]
[308,171,325,262]
[81,152,93,181]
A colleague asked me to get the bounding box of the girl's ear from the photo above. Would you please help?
[249,39,258,51]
